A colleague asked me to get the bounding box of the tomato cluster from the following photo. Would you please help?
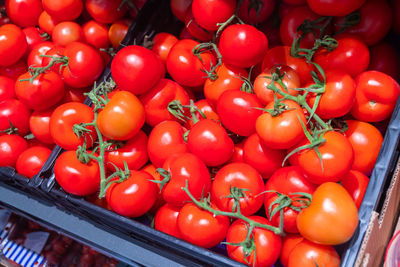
[0,0,400,266]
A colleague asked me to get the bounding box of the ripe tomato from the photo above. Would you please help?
[27,41,55,67]
[154,203,182,238]
[167,39,216,87]
[192,0,236,31]
[140,78,190,127]
[42,0,83,22]
[243,133,286,178]
[108,20,130,49]
[54,150,100,196]
[16,146,52,178]
[15,71,64,111]
[229,140,245,163]
[184,7,214,42]
[344,120,383,174]
[97,91,145,141]
[351,70,400,122]
[187,119,234,167]
[5,0,43,27]
[151,32,178,63]
[288,239,340,267]
[368,42,399,80]
[184,99,220,129]
[341,170,369,209]
[106,130,148,172]
[49,102,96,150]
[29,109,54,144]
[211,162,264,216]
[0,59,27,80]
[111,45,165,95]
[0,134,28,167]
[219,24,268,68]
[0,24,28,67]
[38,11,57,35]
[0,99,31,136]
[23,27,47,55]
[237,0,275,24]
[280,234,304,267]
[40,45,65,73]
[52,21,84,47]
[306,0,365,16]
[106,170,158,217]
[177,203,230,248]
[0,76,15,101]
[170,0,192,22]
[297,182,358,245]
[85,0,128,24]
[226,216,282,267]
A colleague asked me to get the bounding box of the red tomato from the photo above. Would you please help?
[0,76,15,101]
[52,21,84,47]
[140,78,190,127]
[344,120,383,174]
[306,0,365,16]
[85,0,128,24]
[82,20,110,49]
[177,203,230,248]
[0,99,31,136]
[16,146,52,178]
[151,32,178,63]
[49,102,96,150]
[211,162,264,216]
[106,130,148,172]
[29,109,54,144]
[27,41,55,67]
[184,7,214,42]
[217,89,263,137]
[170,0,192,22]
[38,11,57,35]
[0,59,27,80]
[111,45,165,95]
[219,24,268,68]
[288,239,340,267]
[0,24,28,67]
[229,140,245,163]
[237,0,275,24]
[368,42,399,80]
[23,27,47,55]
[341,170,369,209]
[184,99,220,129]
[147,120,188,167]
[106,170,158,217]
[108,20,130,49]
[280,234,304,267]
[40,45,65,73]
[351,70,400,122]
[0,134,28,167]
[42,0,83,22]
[167,39,216,87]
[226,216,282,267]
[154,203,182,238]
[61,86,88,103]
[192,0,236,31]
[187,119,234,167]
[54,150,100,196]
[5,0,43,27]
[297,182,358,245]
[97,91,145,141]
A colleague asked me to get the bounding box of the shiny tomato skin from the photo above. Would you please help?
[184,7,214,42]
[151,32,178,63]
[106,170,158,217]
[85,0,128,24]
[27,41,55,67]
[23,27,47,56]
[38,11,57,35]
[112,45,165,95]
[108,20,130,49]
[288,239,340,267]
[154,203,182,238]
[5,0,43,27]
[192,0,236,31]
[16,146,52,178]
[0,24,28,67]
[54,150,100,196]
[340,170,369,209]
[187,119,234,167]
[280,234,304,267]
[0,99,31,136]
[29,109,54,144]
[52,21,84,47]
[0,76,15,101]
[42,0,83,22]
[177,203,230,248]
[184,99,220,129]
[0,134,28,167]
[97,91,145,141]
[306,0,365,16]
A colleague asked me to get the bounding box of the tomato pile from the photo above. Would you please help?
[1,0,400,266]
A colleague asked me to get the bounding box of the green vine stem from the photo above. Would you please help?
[192,42,223,81]
[20,55,69,83]
[168,99,207,125]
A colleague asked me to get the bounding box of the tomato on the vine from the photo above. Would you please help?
[237,0,275,24]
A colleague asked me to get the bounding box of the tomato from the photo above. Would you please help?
[264,166,317,233]
[140,78,190,127]
[108,20,130,49]
[27,41,55,67]
[42,0,83,22]
[29,109,54,144]
[184,7,214,42]
[0,99,31,136]
[334,0,391,46]
[0,134,28,167]
[154,203,182,238]
[368,42,399,80]
[141,163,165,214]
[161,152,211,207]
[0,76,15,101]
[0,24,28,67]
[178,203,230,248]
[85,0,128,24]
[293,131,354,184]
[192,0,236,31]
[226,216,282,267]
[314,35,370,78]
[307,69,356,119]
[229,140,245,163]
[49,102,96,150]
[184,99,220,129]
[219,24,268,68]
[151,32,178,63]
[16,146,52,178]
[288,239,340,267]
[0,59,27,80]
[344,120,383,174]
[54,150,100,196]
[52,21,84,47]
[297,182,358,245]
[243,133,286,178]
[280,234,304,267]
[203,63,248,106]
[170,0,192,22]
[261,46,312,86]
[61,86,88,103]
[167,39,216,87]
[351,70,400,122]
[15,71,64,111]
[97,91,145,141]
[237,0,275,24]
[211,162,264,216]
[341,170,369,209]
[187,119,234,167]
[111,45,165,95]
[5,0,42,27]
[106,130,148,172]
[40,45,64,73]
[23,27,47,56]
[307,0,365,16]
[106,170,158,217]
[38,11,56,35]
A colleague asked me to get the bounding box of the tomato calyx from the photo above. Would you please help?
[20,55,69,83]
[192,42,222,80]
[168,99,207,125]
[223,225,258,265]
[151,168,171,192]
[267,191,312,218]
[334,10,361,36]
[0,119,19,135]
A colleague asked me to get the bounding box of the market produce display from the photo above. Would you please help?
[0,0,399,266]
